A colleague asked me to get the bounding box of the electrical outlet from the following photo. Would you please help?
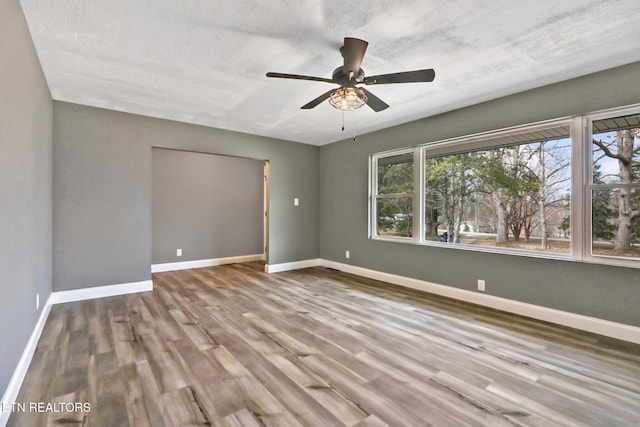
[477,279,485,292]
[36,293,40,310]
[345,250,350,259]
[177,248,182,257]
[294,197,299,206]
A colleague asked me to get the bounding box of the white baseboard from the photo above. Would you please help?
[152,253,265,273]
[49,280,153,305]
[265,258,322,273]
[2,256,637,427]
[0,295,52,427]
[176,255,640,344]
[321,260,640,345]
[1,279,154,426]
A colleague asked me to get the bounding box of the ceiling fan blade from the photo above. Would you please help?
[300,89,336,109]
[341,37,368,74]
[360,88,389,112]
[266,72,334,84]
[364,68,435,85]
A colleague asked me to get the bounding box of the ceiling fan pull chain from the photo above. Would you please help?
[353,110,357,141]
[341,110,345,131]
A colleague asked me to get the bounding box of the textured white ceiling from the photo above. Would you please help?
[19,0,640,145]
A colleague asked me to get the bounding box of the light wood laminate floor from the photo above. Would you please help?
[8,262,640,426]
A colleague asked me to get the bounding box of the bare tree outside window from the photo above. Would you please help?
[424,136,570,254]
[370,112,639,267]
[591,114,640,258]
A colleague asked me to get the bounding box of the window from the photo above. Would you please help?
[372,151,415,238]
[424,133,571,254]
[589,112,640,260]
[370,107,640,267]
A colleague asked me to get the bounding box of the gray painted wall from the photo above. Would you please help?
[319,62,640,328]
[152,148,264,264]
[53,102,318,291]
[0,1,52,395]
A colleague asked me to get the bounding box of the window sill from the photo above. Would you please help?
[370,235,640,268]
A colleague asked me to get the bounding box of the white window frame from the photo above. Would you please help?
[583,105,640,267]
[369,106,640,268]
[370,148,418,240]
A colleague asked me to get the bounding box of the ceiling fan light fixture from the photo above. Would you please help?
[328,87,367,111]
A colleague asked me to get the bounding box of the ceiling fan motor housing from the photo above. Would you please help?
[332,66,365,85]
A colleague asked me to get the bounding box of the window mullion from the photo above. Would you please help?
[376,193,413,199]
[589,183,640,190]
[368,155,376,238]
[369,105,638,267]
[571,115,586,261]
[415,147,425,243]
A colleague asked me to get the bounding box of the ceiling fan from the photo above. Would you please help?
[266,37,435,112]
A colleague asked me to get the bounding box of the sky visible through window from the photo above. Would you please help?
[373,113,640,263]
